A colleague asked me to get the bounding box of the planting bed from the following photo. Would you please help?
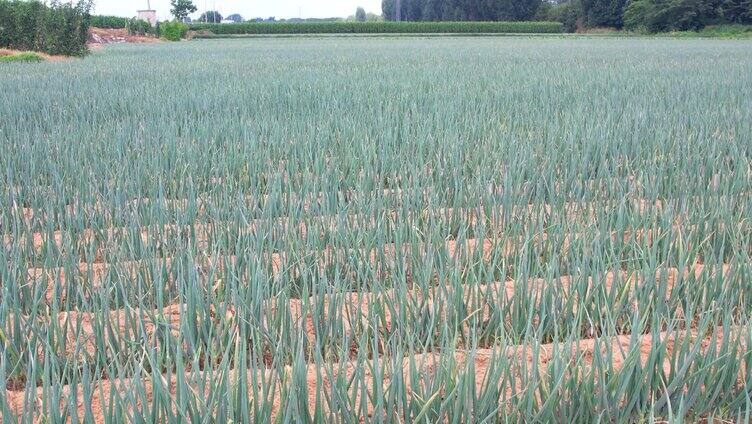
[1,37,751,422]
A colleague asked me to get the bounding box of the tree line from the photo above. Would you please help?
[381,0,752,31]
[382,0,542,21]
[0,0,91,56]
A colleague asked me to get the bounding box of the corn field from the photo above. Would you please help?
[1,37,751,422]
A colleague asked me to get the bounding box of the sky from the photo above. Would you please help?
[94,0,383,21]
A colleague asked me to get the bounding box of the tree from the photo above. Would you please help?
[422,0,441,20]
[380,0,745,29]
[540,0,580,32]
[170,0,197,22]
[382,0,396,20]
[579,0,627,27]
[721,0,752,22]
[623,0,722,31]
[516,0,544,20]
[226,13,244,23]
[356,6,367,21]
[381,0,545,21]
[198,10,223,23]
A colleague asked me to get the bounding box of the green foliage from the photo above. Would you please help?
[198,10,223,23]
[282,17,342,22]
[379,0,750,30]
[226,13,244,23]
[574,0,749,29]
[161,20,188,40]
[578,0,628,27]
[623,0,723,31]
[356,6,367,21]
[657,22,752,35]
[348,11,383,22]
[189,20,564,34]
[721,0,752,22]
[0,51,43,62]
[90,15,128,29]
[126,18,154,36]
[0,0,91,57]
[623,0,655,29]
[170,0,197,22]
[381,0,543,21]
[698,22,752,34]
[535,0,581,31]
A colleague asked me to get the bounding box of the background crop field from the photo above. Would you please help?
[1,38,751,422]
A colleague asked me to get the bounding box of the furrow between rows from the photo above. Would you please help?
[19,227,680,304]
[7,263,730,370]
[4,196,673,254]
[6,325,747,421]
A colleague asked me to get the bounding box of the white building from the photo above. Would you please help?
[137,9,157,26]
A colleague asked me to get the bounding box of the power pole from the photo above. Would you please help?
[396,0,401,21]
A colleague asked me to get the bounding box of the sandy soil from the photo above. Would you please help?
[19,226,678,305]
[9,263,730,364]
[8,195,664,252]
[6,326,747,422]
[4,185,742,421]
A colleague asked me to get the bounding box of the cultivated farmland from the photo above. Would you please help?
[1,37,751,422]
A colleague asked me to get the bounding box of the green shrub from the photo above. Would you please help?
[646,23,752,36]
[0,51,43,63]
[188,21,564,35]
[623,0,737,31]
[0,0,90,56]
[127,18,154,36]
[91,15,129,29]
[697,23,752,36]
[161,20,188,41]
[538,1,581,33]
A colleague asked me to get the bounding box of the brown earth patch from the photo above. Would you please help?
[88,28,161,45]
[8,263,731,373]
[6,326,747,422]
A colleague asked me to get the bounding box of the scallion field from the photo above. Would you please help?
[1,37,751,422]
